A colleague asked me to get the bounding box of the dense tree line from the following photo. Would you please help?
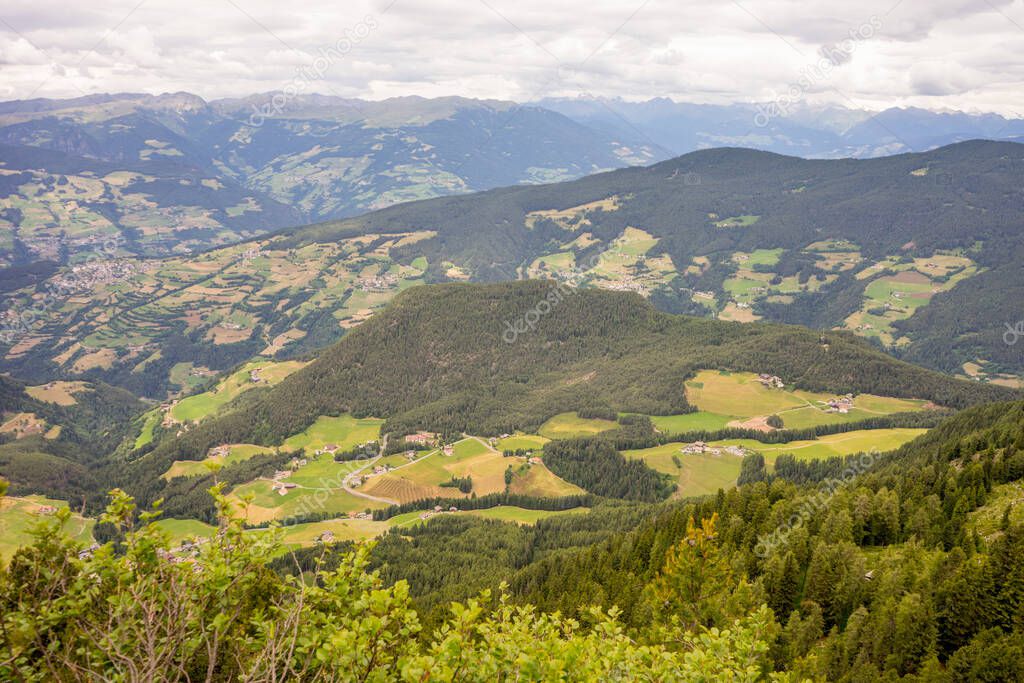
[543,439,675,502]
[371,492,594,521]
[505,399,1024,679]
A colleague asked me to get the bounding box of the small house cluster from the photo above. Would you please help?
[758,373,785,389]
[419,505,460,521]
[825,394,855,414]
[680,441,747,457]
[357,273,398,292]
[404,431,437,446]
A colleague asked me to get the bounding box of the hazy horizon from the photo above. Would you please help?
[1,0,1023,116]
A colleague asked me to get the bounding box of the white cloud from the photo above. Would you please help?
[0,0,1020,113]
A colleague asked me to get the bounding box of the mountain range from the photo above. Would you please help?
[2,92,1023,268]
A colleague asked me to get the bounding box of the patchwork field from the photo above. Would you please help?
[843,252,980,346]
[2,232,430,394]
[360,437,581,504]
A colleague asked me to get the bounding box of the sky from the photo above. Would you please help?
[0,0,1023,115]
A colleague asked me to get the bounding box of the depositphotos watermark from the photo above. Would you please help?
[247,15,379,127]
[1004,321,1024,346]
[754,16,881,128]
[753,449,878,558]
[501,253,603,345]
[501,281,574,345]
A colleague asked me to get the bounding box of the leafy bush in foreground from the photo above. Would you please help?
[0,481,783,682]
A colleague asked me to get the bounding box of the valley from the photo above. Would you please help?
[4,280,996,559]
[3,141,1023,404]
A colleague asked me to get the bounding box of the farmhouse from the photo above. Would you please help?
[826,394,855,414]
[443,445,454,456]
[208,445,230,458]
[529,457,542,465]
[681,442,747,457]
[35,505,58,516]
[316,531,335,543]
[758,373,785,389]
[272,470,291,481]
[405,431,436,446]
[316,444,339,456]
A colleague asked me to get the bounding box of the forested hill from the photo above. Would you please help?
[145,281,1014,467]
[278,140,1024,376]
[285,140,1024,275]
[0,375,143,500]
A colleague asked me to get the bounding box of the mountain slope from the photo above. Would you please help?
[141,280,1013,469]
[3,141,1023,394]
[541,97,1024,158]
[0,92,663,265]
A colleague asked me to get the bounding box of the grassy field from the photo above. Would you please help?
[625,428,925,498]
[362,437,582,503]
[685,370,928,428]
[538,412,618,439]
[25,381,89,406]
[713,429,926,464]
[509,462,586,497]
[623,444,743,499]
[227,478,383,525]
[496,434,550,452]
[134,409,162,450]
[162,444,276,480]
[362,438,509,501]
[464,506,588,524]
[650,412,734,434]
[153,518,217,545]
[386,505,589,531]
[282,414,384,453]
[0,496,95,562]
[172,360,307,423]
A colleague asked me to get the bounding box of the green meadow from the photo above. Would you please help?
[282,414,384,453]
[538,412,618,439]
[0,496,95,562]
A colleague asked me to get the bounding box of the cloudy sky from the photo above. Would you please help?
[0,0,1022,114]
